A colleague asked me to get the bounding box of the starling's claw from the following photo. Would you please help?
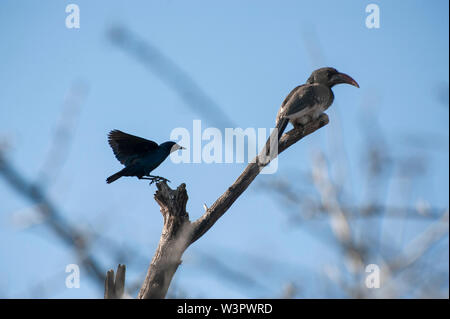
[156,176,170,184]
[147,176,170,185]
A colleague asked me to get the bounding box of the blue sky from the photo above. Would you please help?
[0,1,448,298]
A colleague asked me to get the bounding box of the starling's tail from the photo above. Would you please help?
[106,169,125,184]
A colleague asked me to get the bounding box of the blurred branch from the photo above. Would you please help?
[0,152,106,285]
[195,251,272,294]
[387,210,449,272]
[37,82,88,187]
[257,116,448,298]
[108,26,235,130]
[311,151,351,244]
[260,176,446,221]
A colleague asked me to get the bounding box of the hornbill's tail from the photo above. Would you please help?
[277,118,289,141]
[106,169,125,184]
[264,118,289,157]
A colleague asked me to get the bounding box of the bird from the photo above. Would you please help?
[106,130,185,184]
[275,67,359,140]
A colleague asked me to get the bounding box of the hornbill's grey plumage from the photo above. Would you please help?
[275,67,359,140]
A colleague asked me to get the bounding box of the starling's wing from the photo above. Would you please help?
[108,130,158,165]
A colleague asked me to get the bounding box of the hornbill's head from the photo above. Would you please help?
[306,67,359,88]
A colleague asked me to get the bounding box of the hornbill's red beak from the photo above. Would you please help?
[333,72,360,88]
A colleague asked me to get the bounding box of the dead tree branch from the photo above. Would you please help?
[105,264,126,299]
[128,113,329,299]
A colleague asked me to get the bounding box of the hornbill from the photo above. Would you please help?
[275,67,359,140]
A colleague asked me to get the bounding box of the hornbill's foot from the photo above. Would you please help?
[293,122,306,135]
[317,113,329,126]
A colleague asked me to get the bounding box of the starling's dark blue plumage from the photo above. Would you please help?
[106,130,184,184]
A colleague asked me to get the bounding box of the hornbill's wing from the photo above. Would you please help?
[108,130,158,165]
[277,84,321,120]
[276,84,305,125]
[275,84,326,140]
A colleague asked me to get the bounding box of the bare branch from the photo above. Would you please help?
[105,264,126,299]
[190,114,329,244]
[137,183,191,299]
[135,113,329,299]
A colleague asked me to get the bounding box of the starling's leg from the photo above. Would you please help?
[138,176,158,185]
[138,175,170,185]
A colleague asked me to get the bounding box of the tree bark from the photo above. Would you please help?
[138,183,192,299]
[104,264,126,299]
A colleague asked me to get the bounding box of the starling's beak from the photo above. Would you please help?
[171,144,185,153]
[333,72,360,88]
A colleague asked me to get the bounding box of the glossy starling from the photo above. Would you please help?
[106,130,184,184]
